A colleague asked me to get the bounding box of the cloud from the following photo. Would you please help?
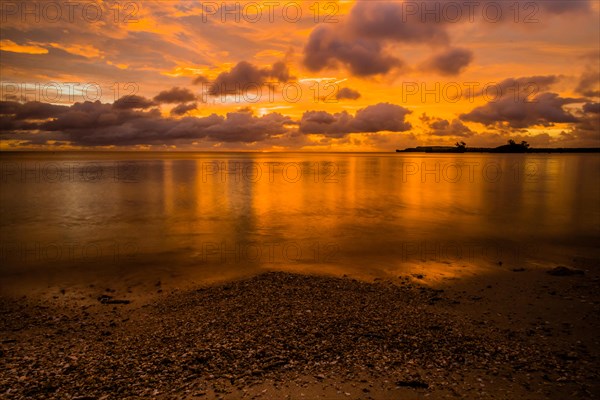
[1,102,33,131]
[418,0,591,18]
[458,76,566,130]
[195,61,292,95]
[170,103,198,116]
[48,43,103,59]
[269,61,291,82]
[302,1,463,76]
[192,75,209,85]
[348,1,450,43]
[583,102,600,114]
[0,101,21,115]
[461,92,582,128]
[0,100,69,119]
[336,87,361,100]
[479,76,560,98]
[539,0,591,14]
[426,118,473,137]
[302,1,592,77]
[303,26,403,76]
[202,111,293,142]
[576,67,600,98]
[0,39,48,55]
[300,103,411,137]
[153,87,197,104]
[558,104,600,146]
[0,98,293,146]
[422,48,473,76]
[302,0,458,76]
[112,95,156,110]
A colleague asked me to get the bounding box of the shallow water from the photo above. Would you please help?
[1,152,599,294]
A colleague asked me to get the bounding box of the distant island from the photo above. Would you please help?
[397,140,600,153]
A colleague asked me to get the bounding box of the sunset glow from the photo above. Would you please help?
[1,0,599,150]
[2,3,600,397]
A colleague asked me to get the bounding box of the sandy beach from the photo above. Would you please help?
[1,257,599,400]
[2,0,600,396]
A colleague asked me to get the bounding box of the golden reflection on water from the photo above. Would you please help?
[0,152,598,294]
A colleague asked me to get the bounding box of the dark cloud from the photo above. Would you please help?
[302,1,452,76]
[195,61,292,95]
[269,61,291,82]
[426,118,473,137]
[336,87,361,100]
[170,103,198,116]
[583,102,600,114]
[0,100,69,120]
[576,68,600,98]
[0,101,24,116]
[42,100,159,132]
[303,1,591,77]
[418,0,591,18]
[558,105,600,146]
[192,75,209,85]
[303,26,403,76]
[461,92,582,128]
[0,115,41,131]
[153,87,197,104]
[423,48,473,76]
[112,95,156,110]
[480,76,559,98]
[302,0,454,76]
[348,1,450,43]
[202,111,292,142]
[0,98,293,146]
[300,103,411,137]
[538,0,591,14]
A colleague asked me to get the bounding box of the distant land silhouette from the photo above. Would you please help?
[397,140,600,153]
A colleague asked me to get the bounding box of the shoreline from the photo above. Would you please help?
[1,265,599,399]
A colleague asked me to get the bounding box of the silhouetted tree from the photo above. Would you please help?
[455,141,467,149]
[495,139,531,153]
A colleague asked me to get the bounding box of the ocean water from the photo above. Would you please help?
[1,152,599,295]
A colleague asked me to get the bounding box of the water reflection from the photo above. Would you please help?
[1,152,598,294]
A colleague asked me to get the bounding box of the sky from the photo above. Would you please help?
[0,0,599,151]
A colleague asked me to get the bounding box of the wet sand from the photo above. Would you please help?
[1,259,599,399]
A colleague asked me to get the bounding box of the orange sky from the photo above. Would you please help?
[0,0,599,150]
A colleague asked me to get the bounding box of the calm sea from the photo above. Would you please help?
[1,152,599,295]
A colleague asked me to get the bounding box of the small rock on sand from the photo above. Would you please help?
[547,266,584,276]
